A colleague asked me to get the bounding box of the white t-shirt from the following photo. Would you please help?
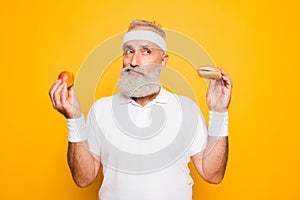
[86,88,208,200]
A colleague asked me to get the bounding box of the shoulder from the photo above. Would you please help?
[168,91,199,111]
[93,93,124,106]
[89,93,126,113]
[86,94,127,121]
[93,95,113,105]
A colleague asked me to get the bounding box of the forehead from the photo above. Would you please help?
[123,40,161,49]
[130,26,161,34]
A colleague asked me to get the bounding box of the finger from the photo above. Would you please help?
[66,86,76,117]
[223,80,232,93]
[49,79,62,101]
[53,82,66,107]
[209,79,217,86]
[68,85,75,100]
[49,79,62,94]
[61,83,68,106]
[217,66,232,87]
[222,73,232,89]
[207,79,214,92]
[218,66,231,80]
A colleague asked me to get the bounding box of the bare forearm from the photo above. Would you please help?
[202,136,228,183]
[67,142,97,187]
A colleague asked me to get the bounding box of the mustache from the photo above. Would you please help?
[121,65,146,76]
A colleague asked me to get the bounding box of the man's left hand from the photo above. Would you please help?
[206,66,232,112]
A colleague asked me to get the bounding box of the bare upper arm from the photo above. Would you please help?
[92,154,101,177]
[191,151,205,178]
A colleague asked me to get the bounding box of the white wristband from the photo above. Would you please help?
[67,114,87,142]
[208,111,229,137]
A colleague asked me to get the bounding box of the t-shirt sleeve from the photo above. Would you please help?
[189,108,208,156]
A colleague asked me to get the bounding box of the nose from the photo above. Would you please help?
[130,51,141,67]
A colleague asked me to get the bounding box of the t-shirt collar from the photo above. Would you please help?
[119,87,170,105]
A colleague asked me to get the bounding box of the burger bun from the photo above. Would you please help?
[197,66,222,80]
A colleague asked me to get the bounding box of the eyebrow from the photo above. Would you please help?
[123,44,154,50]
[123,45,133,50]
[139,44,151,49]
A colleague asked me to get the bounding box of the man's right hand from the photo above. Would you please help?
[49,79,81,119]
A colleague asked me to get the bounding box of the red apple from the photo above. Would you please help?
[58,71,74,88]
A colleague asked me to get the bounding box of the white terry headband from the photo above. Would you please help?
[122,30,166,52]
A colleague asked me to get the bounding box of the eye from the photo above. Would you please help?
[142,48,152,55]
[124,49,134,55]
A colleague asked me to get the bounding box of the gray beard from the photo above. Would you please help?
[117,64,162,98]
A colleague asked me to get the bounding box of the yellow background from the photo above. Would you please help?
[1,0,299,199]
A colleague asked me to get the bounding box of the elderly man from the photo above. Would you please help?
[49,19,232,200]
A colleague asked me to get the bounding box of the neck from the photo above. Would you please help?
[132,87,161,107]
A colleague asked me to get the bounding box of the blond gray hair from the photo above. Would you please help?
[128,19,166,39]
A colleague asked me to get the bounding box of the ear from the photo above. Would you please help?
[161,54,169,69]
